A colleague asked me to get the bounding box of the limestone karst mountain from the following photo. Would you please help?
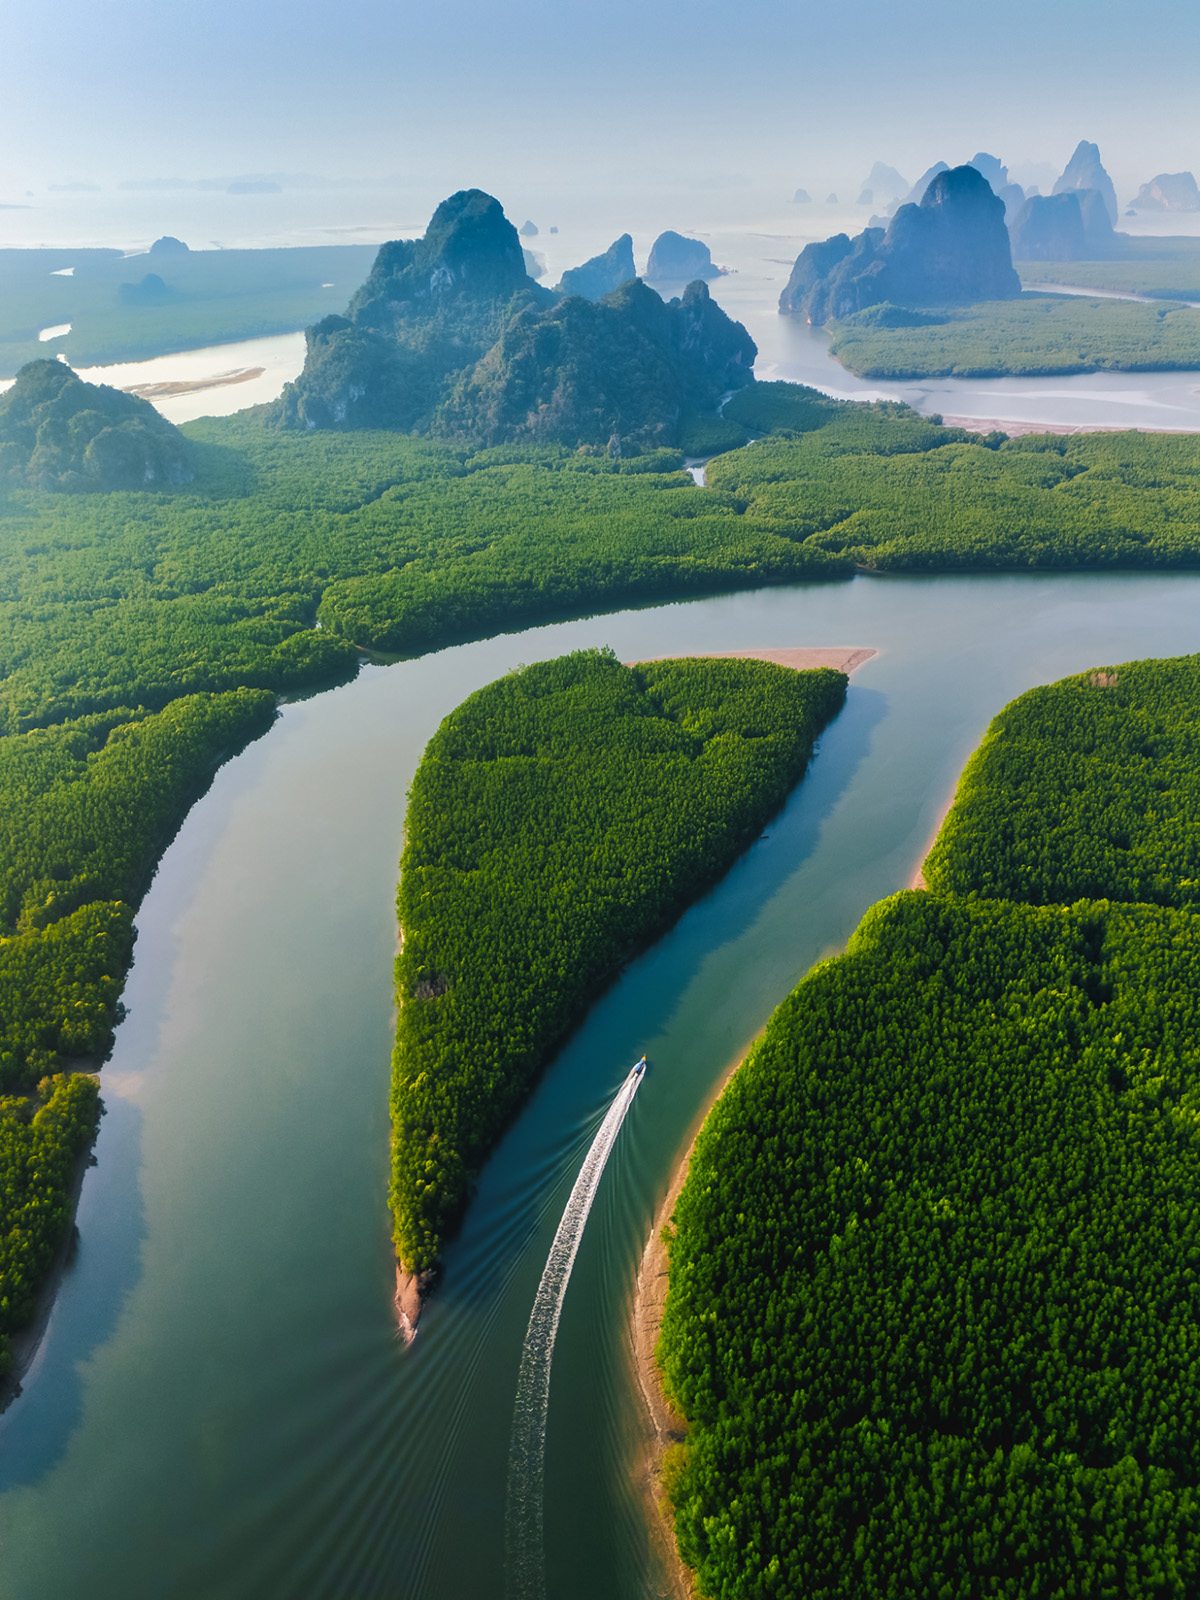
[780,165,1021,323]
[1053,141,1118,225]
[644,231,720,282]
[1130,172,1200,212]
[277,191,754,448]
[558,234,636,300]
[1009,190,1116,260]
[0,359,194,491]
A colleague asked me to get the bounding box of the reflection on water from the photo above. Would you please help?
[0,576,1198,1597]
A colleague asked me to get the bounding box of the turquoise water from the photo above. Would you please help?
[0,572,1198,1596]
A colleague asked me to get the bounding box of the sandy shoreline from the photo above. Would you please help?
[941,413,1197,439]
[630,684,946,1593]
[907,771,962,889]
[628,1034,766,1600]
[627,646,877,675]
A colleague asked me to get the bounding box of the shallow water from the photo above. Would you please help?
[5,187,1200,429]
[0,573,1198,1598]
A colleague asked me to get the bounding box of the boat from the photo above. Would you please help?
[632,1056,647,1077]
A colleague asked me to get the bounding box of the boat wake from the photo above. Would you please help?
[504,1059,645,1599]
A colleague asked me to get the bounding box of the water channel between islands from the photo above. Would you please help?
[0,575,1197,1596]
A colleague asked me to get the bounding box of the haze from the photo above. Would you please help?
[3,0,1198,207]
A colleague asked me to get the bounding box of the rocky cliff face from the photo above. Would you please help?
[346,189,538,334]
[1053,141,1118,224]
[558,234,636,300]
[780,165,1021,323]
[645,231,719,281]
[1009,190,1116,260]
[278,193,755,449]
[1130,172,1200,212]
[440,278,754,448]
[0,360,193,492]
[279,190,550,432]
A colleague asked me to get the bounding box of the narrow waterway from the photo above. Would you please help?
[0,573,1198,1598]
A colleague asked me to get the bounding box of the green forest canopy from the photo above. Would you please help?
[659,653,1200,1599]
[827,294,1200,379]
[2,379,1200,1376]
[391,650,846,1271]
[0,244,378,377]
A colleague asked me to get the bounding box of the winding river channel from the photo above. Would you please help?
[0,572,1198,1597]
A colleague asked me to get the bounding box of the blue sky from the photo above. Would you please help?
[2,0,1197,193]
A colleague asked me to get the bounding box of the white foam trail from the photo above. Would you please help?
[505,1064,644,1598]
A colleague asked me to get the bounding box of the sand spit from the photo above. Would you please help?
[394,1265,436,1345]
[940,414,1198,439]
[626,647,877,674]
[123,366,265,399]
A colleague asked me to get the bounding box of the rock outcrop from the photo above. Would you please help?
[519,220,538,238]
[558,234,636,300]
[148,235,188,256]
[1130,172,1200,212]
[1053,141,1118,224]
[792,188,812,204]
[277,191,755,449]
[780,164,1021,323]
[0,359,194,491]
[644,231,719,281]
[279,189,549,432]
[1009,190,1116,260]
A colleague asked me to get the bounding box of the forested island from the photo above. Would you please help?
[390,650,846,1312]
[826,295,1200,379]
[5,300,1200,1391]
[657,653,1200,1597]
[1017,236,1200,301]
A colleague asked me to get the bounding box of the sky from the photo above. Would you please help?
[2,0,1199,200]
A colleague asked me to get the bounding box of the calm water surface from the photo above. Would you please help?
[7,190,1199,430]
[0,574,1198,1598]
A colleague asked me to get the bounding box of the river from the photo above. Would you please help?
[0,572,1197,1597]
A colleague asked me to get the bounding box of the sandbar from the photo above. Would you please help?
[940,414,1197,439]
[122,366,266,399]
[625,646,877,674]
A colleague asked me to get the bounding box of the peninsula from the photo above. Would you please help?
[390,649,847,1329]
